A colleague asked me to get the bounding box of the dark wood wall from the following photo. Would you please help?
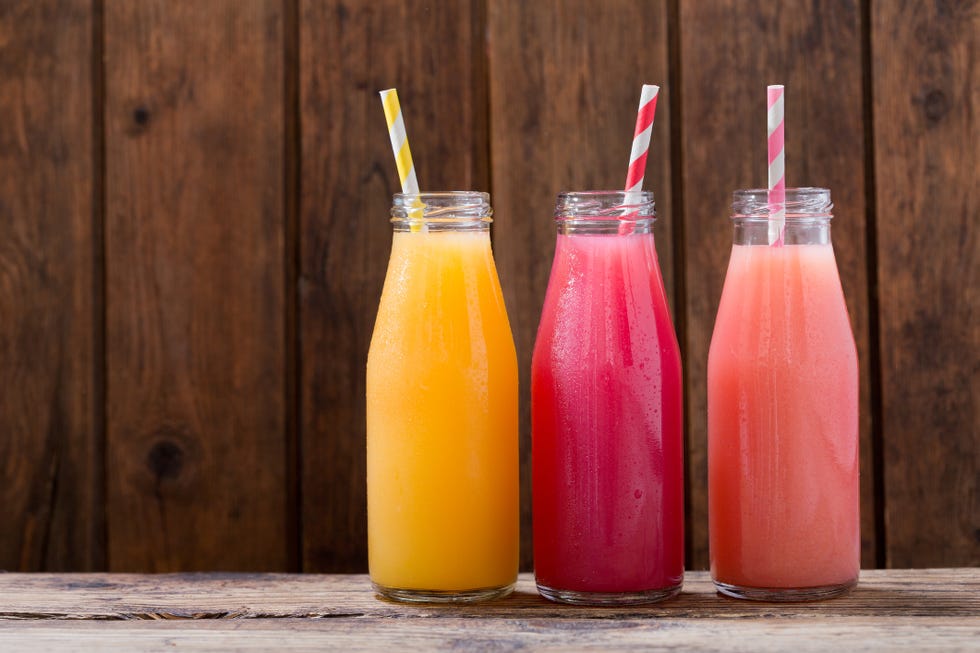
[0,0,975,572]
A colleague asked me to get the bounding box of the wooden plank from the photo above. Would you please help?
[103,0,288,571]
[872,1,979,567]
[0,570,974,620]
[0,0,101,570]
[298,0,489,571]
[487,0,674,570]
[0,617,976,653]
[678,0,874,569]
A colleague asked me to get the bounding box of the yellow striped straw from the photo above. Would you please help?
[379,88,420,195]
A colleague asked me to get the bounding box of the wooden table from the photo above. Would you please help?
[0,570,975,651]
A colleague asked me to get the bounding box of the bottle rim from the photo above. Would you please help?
[554,190,656,221]
[731,187,833,219]
[391,191,492,222]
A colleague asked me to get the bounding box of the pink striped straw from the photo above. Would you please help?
[767,84,786,246]
[625,84,660,193]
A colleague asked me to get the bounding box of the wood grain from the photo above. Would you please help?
[0,0,101,571]
[0,571,975,652]
[487,0,674,570]
[0,0,975,575]
[0,617,976,653]
[104,0,289,571]
[678,0,874,569]
[0,570,973,620]
[872,0,979,567]
[298,0,489,572]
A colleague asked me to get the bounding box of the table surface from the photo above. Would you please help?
[0,569,975,651]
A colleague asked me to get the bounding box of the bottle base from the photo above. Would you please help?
[536,581,682,606]
[713,577,857,602]
[372,581,515,604]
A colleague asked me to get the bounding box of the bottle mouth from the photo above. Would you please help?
[731,187,832,219]
[554,190,656,221]
[391,191,492,222]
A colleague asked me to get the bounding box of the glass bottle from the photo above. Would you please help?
[367,192,519,602]
[708,187,860,601]
[532,191,685,605]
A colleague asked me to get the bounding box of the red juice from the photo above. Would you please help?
[532,201,684,602]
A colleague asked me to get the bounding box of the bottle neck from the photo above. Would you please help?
[732,218,832,246]
[554,190,656,236]
[730,187,833,246]
[557,220,655,236]
[391,191,492,232]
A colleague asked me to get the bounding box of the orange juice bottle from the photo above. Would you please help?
[366,192,519,602]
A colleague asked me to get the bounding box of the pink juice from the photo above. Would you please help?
[532,230,684,595]
[708,242,859,591]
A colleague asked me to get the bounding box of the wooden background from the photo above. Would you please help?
[0,0,975,573]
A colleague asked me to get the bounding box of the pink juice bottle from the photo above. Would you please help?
[532,191,684,605]
[708,188,860,601]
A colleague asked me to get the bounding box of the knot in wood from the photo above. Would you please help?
[147,439,185,481]
[133,106,151,126]
[922,89,949,123]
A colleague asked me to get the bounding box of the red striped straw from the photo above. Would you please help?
[625,84,660,194]
[767,84,786,246]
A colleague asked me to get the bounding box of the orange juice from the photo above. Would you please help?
[366,192,518,602]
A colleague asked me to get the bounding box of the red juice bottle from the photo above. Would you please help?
[532,191,684,605]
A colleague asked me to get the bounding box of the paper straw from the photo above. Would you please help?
[379,88,420,195]
[620,84,659,235]
[767,84,785,246]
[625,84,660,194]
